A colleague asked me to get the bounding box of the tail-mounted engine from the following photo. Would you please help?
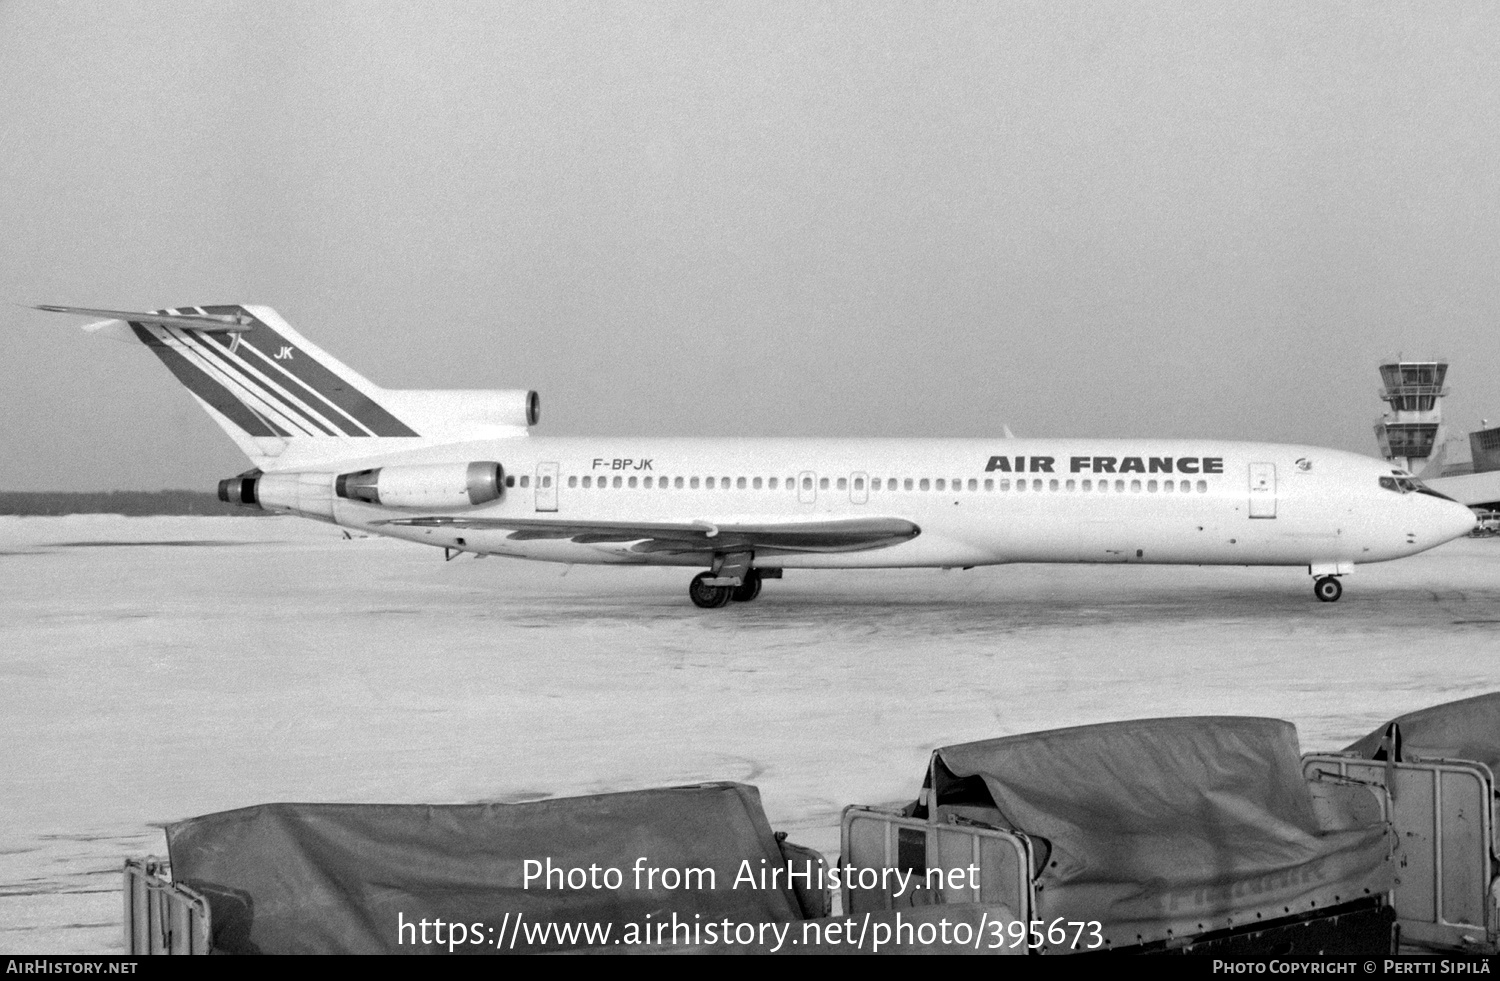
[218,470,262,508]
[334,461,505,508]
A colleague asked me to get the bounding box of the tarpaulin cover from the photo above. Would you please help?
[165,782,803,954]
[929,717,1392,946]
[1345,692,1500,776]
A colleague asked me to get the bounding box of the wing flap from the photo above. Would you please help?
[375,515,920,554]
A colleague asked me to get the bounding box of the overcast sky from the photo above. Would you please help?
[3,1,1498,491]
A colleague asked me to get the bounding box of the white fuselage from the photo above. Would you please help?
[288,437,1477,572]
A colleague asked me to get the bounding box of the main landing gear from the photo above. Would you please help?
[1313,576,1343,603]
[688,565,767,609]
[689,572,733,609]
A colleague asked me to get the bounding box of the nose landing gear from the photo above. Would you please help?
[1313,576,1343,603]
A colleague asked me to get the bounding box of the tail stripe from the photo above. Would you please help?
[167,308,372,437]
[132,325,287,438]
[226,335,379,437]
[173,327,347,437]
[168,308,381,437]
[197,306,419,438]
[159,326,331,438]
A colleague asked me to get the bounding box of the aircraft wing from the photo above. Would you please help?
[373,514,921,554]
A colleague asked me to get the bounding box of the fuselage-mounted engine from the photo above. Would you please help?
[334,461,505,508]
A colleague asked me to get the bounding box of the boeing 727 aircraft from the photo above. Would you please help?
[41,304,1477,607]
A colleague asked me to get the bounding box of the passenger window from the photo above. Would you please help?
[837,477,847,490]
[505,475,515,488]
[568,476,577,488]
[674,477,684,489]
[984,479,993,491]
[753,477,762,489]
[628,476,637,488]
[721,476,730,489]
[872,478,882,491]
[953,478,962,490]
[1147,480,1157,492]
[690,477,700,489]
[1130,480,1140,492]
[613,476,623,488]
[968,479,978,491]
[1114,480,1125,492]
[1065,479,1075,491]
[819,477,829,490]
[853,477,864,490]
[543,476,552,488]
[920,478,931,491]
[737,477,746,489]
[1196,480,1208,493]
[1098,481,1107,493]
[934,479,945,491]
[643,476,653,489]
[1000,479,1010,491]
[904,478,913,491]
[1162,480,1173,493]
[1081,479,1091,491]
[1049,479,1059,491]
[520,476,530,488]
[802,477,813,490]
[1016,480,1026,493]
[706,477,716,489]
[768,477,778,490]
[582,476,592,488]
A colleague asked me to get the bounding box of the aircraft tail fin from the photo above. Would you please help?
[42,304,538,469]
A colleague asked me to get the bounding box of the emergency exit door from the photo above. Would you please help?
[1248,463,1276,518]
[535,462,559,512]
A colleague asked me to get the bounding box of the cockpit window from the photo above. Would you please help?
[1411,481,1457,502]
[1379,475,1458,502]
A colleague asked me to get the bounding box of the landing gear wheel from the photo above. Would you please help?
[1313,576,1343,603]
[730,570,762,603]
[689,572,733,609]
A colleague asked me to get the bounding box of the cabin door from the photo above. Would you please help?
[1248,463,1276,518]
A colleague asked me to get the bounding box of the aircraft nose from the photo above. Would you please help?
[1441,501,1479,542]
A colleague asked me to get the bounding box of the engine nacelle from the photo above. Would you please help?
[218,471,261,508]
[334,461,505,508]
[381,389,540,436]
[218,470,336,522]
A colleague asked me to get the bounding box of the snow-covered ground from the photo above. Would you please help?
[2,515,1498,953]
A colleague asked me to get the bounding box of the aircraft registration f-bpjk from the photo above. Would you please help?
[40,304,1477,608]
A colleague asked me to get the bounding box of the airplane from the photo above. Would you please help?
[39,304,1478,608]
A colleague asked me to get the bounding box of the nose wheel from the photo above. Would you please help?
[1313,576,1343,603]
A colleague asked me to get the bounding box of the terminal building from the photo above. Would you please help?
[1375,360,1500,512]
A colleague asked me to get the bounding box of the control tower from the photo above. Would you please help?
[1374,361,1448,474]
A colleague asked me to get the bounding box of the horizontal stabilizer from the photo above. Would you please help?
[35,305,252,333]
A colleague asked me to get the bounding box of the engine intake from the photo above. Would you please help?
[335,461,505,508]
